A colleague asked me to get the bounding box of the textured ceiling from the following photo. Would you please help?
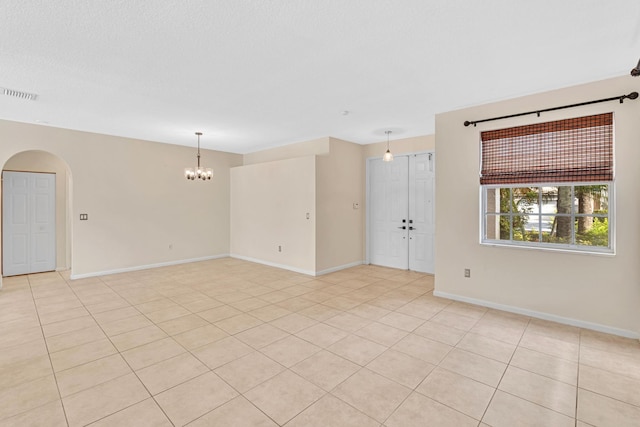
[1,1,639,153]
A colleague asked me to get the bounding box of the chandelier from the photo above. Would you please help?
[184,132,213,180]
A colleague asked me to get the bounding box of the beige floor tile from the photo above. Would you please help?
[332,368,411,423]
[155,372,238,426]
[121,337,186,370]
[145,305,192,323]
[469,319,526,345]
[248,304,292,322]
[444,302,487,319]
[92,306,140,324]
[510,347,578,385]
[260,335,321,367]
[85,298,130,315]
[63,373,149,427]
[392,334,452,365]
[525,318,580,344]
[276,295,317,312]
[187,396,277,427]
[456,332,516,363]
[110,324,168,352]
[269,313,318,334]
[181,297,224,313]
[38,306,89,325]
[430,311,478,331]
[385,392,477,427]
[134,298,178,314]
[215,351,284,393]
[577,388,640,427]
[234,323,289,349]
[229,296,271,311]
[173,324,228,350]
[216,291,254,304]
[198,305,242,323]
[50,338,117,372]
[0,400,66,427]
[215,313,264,335]
[439,348,507,387]
[244,370,325,425]
[100,314,154,336]
[579,364,640,407]
[0,325,43,348]
[417,367,494,420]
[367,349,434,389]
[287,394,379,427]
[295,323,349,348]
[580,346,640,380]
[157,314,209,336]
[483,390,574,427]
[192,336,253,369]
[291,350,360,391]
[56,354,131,397]
[327,335,387,366]
[378,311,425,332]
[412,320,466,346]
[347,303,392,320]
[580,329,640,357]
[324,312,371,333]
[355,322,408,347]
[0,375,59,420]
[45,325,106,353]
[89,398,172,426]
[136,352,208,395]
[519,330,579,362]
[0,355,52,391]
[298,304,342,322]
[0,339,48,369]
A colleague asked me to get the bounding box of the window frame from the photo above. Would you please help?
[480,181,614,254]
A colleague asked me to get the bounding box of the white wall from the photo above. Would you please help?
[0,120,243,284]
[3,150,70,271]
[435,76,640,337]
[230,156,316,274]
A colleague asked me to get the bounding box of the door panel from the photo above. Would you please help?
[3,171,56,276]
[369,153,435,273]
[369,157,409,270]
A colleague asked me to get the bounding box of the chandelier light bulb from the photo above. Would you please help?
[383,130,394,162]
[185,132,214,181]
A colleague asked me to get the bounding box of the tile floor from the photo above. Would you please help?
[0,258,639,426]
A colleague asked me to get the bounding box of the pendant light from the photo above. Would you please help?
[184,132,213,180]
[382,130,394,162]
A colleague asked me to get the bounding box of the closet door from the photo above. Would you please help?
[2,171,56,276]
[408,153,435,273]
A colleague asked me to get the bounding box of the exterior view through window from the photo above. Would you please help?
[480,113,613,253]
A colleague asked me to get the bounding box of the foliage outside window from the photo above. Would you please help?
[480,113,613,253]
[483,184,611,251]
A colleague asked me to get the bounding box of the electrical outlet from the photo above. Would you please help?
[464,268,471,278]
[278,245,282,252]
[79,213,88,221]
[169,244,173,250]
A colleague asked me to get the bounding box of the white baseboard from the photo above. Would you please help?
[316,261,364,276]
[229,254,316,276]
[433,290,639,339]
[69,254,229,280]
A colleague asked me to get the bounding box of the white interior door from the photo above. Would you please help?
[368,153,435,273]
[2,171,56,276]
[408,153,435,273]
[369,156,409,270]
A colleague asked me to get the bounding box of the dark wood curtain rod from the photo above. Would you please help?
[463,92,638,127]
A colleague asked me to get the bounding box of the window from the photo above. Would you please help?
[480,113,613,253]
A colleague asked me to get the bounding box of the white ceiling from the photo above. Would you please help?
[1,1,639,153]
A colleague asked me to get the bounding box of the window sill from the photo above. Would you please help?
[480,241,615,257]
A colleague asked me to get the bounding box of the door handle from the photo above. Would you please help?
[398,226,406,230]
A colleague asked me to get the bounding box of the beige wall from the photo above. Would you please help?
[316,138,365,272]
[243,138,330,165]
[362,135,434,159]
[435,75,640,336]
[0,120,243,284]
[3,151,70,271]
[230,156,316,273]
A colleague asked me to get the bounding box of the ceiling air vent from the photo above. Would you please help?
[1,87,38,101]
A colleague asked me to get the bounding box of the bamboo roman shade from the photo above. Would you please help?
[480,113,613,185]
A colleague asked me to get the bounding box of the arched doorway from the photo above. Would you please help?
[1,150,72,279]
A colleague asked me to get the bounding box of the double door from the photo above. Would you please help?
[369,153,434,273]
[2,171,56,276]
